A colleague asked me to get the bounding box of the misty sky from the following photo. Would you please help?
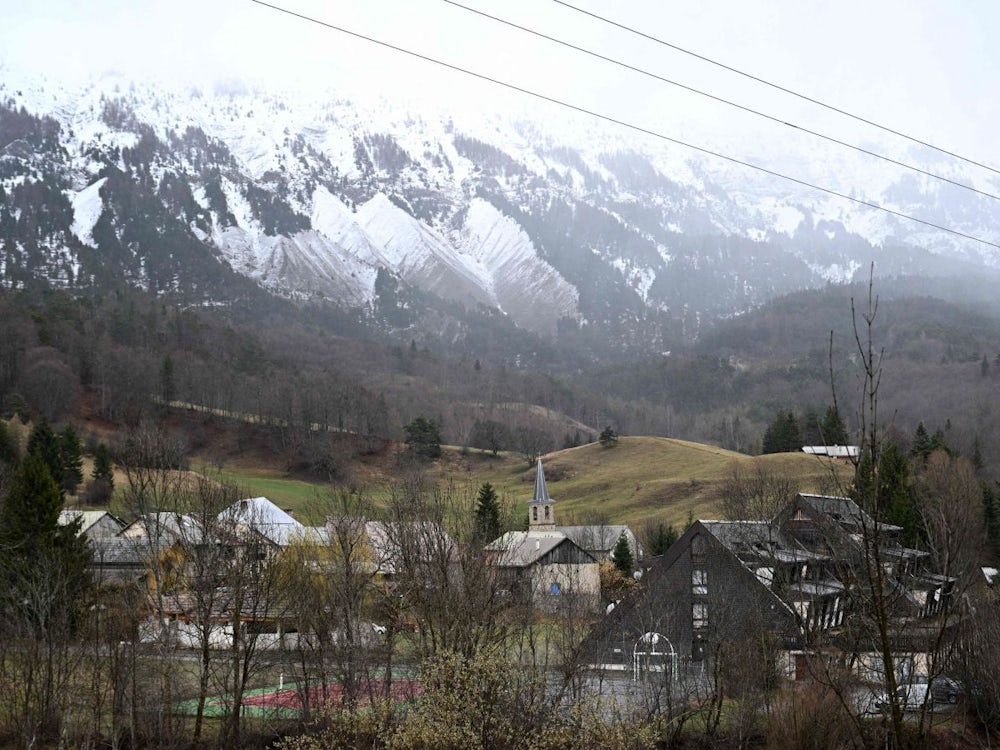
[2,0,999,169]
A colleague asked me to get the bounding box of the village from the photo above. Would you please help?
[37,436,991,749]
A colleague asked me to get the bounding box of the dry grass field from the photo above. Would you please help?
[180,435,854,530]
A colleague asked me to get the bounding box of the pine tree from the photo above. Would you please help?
[92,442,114,486]
[783,411,803,451]
[820,405,849,445]
[647,522,679,556]
[474,482,501,541]
[27,419,63,490]
[912,422,933,461]
[802,408,822,446]
[853,441,918,546]
[762,410,802,454]
[0,452,92,635]
[58,423,84,494]
[404,416,442,460]
[982,483,1000,563]
[87,442,115,505]
[612,532,634,575]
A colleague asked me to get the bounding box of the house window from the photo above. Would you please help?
[691,533,707,562]
[693,602,708,630]
[692,569,707,596]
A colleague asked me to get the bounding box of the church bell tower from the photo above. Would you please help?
[528,458,556,531]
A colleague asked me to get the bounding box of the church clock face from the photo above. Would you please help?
[550,582,561,595]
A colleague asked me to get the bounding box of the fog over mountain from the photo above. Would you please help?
[3,57,1000,359]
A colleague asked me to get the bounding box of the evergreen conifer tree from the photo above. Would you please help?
[982,483,1000,563]
[92,442,114,487]
[0,452,91,635]
[27,419,63,490]
[647,522,679,556]
[820,405,849,445]
[58,423,84,494]
[802,408,822,446]
[404,416,442,460]
[474,482,501,541]
[612,532,634,576]
[783,411,802,451]
[762,410,802,453]
[87,442,115,504]
[912,422,933,460]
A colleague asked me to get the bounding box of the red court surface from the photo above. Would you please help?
[225,677,420,711]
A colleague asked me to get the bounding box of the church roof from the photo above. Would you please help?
[531,458,551,503]
[486,531,570,567]
[557,525,637,555]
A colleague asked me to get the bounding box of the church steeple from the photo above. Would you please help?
[528,458,556,530]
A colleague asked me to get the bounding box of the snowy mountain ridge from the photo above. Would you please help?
[2,66,998,348]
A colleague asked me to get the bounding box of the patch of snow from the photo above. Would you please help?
[757,200,804,237]
[68,177,106,246]
[310,187,387,267]
[807,260,862,284]
[456,198,578,332]
[358,193,494,307]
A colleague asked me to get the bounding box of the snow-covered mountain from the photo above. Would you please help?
[2,67,998,352]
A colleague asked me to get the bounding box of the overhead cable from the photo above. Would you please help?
[552,0,1000,178]
[445,0,1000,203]
[249,0,1000,251]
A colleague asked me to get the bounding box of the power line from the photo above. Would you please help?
[552,0,1000,179]
[249,0,1000,252]
[444,0,1000,204]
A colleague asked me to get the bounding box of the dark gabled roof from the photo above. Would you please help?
[698,520,825,564]
[486,531,594,567]
[89,536,171,567]
[798,493,903,534]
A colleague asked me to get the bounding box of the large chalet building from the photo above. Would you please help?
[581,493,955,681]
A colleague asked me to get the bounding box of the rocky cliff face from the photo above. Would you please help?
[2,68,997,353]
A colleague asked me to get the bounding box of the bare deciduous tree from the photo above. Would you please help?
[720,460,797,521]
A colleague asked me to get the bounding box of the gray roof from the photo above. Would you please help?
[532,458,551,503]
[219,497,304,546]
[486,531,568,567]
[556,525,638,555]
[89,536,170,567]
[121,513,209,544]
[58,510,124,537]
[785,580,845,600]
[799,493,903,533]
[700,520,825,564]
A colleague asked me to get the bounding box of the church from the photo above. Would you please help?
[485,459,624,612]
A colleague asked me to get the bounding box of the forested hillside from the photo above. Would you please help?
[3,275,1000,480]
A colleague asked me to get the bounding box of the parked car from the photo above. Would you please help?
[911,674,962,704]
[875,677,963,712]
